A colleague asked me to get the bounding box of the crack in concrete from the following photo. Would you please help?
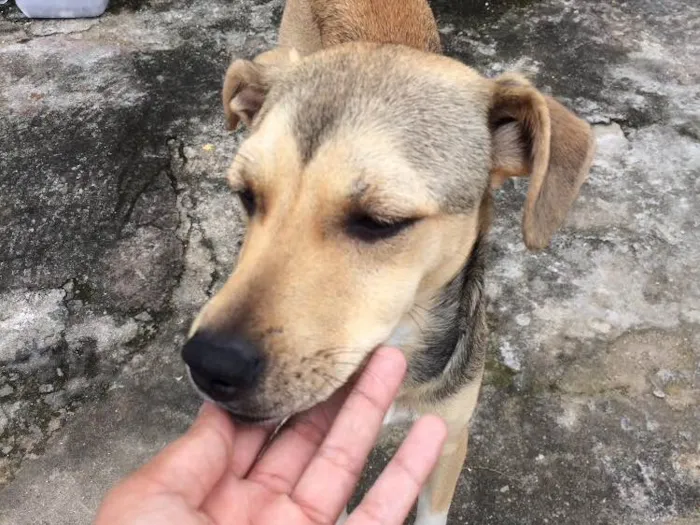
[200,227,223,298]
[165,137,187,196]
[163,136,224,300]
[117,170,162,236]
[165,136,193,294]
[0,287,140,485]
[24,22,101,39]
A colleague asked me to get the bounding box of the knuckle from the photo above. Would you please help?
[294,495,334,525]
[351,502,386,525]
[390,454,423,489]
[251,469,294,494]
[317,442,364,477]
[289,416,328,447]
[346,383,386,416]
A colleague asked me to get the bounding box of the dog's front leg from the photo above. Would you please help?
[414,426,469,525]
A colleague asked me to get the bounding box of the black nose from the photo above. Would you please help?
[181,332,265,402]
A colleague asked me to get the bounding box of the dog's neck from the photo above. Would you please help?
[279,0,441,55]
[402,237,488,402]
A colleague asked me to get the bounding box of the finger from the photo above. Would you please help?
[230,421,276,477]
[291,346,407,524]
[346,415,447,525]
[246,382,350,493]
[130,402,236,507]
[203,379,354,522]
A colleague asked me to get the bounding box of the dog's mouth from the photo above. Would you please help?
[185,364,342,426]
[224,409,285,426]
[184,339,393,426]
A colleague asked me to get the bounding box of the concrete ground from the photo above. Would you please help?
[0,0,699,523]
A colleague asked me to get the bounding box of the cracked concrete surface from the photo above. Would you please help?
[0,0,699,523]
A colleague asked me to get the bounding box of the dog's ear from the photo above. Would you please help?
[222,47,301,131]
[489,73,595,250]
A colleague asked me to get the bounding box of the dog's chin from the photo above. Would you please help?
[218,394,329,428]
[191,388,288,426]
[220,408,286,427]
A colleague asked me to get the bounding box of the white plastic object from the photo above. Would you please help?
[16,0,109,18]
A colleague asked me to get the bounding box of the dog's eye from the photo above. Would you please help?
[237,188,256,216]
[347,214,417,242]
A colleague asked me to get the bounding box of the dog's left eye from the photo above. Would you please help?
[347,214,418,242]
[236,188,256,216]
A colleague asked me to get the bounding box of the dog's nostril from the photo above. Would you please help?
[182,331,265,402]
[211,379,236,392]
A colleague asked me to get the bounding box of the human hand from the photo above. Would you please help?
[95,347,447,525]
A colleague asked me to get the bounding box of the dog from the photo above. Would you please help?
[181,0,595,523]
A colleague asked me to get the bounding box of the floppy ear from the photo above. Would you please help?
[489,74,595,250]
[222,47,301,131]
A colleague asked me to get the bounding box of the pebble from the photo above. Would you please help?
[134,311,153,322]
[0,385,14,398]
[652,388,666,399]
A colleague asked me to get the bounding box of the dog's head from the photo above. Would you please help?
[182,44,595,422]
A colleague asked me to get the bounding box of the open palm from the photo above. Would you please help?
[95,347,446,525]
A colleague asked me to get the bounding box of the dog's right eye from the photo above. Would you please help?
[236,188,256,216]
[347,214,417,242]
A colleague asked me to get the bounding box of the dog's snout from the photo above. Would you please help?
[182,332,265,402]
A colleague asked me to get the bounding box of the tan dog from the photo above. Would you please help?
[181,1,595,523]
